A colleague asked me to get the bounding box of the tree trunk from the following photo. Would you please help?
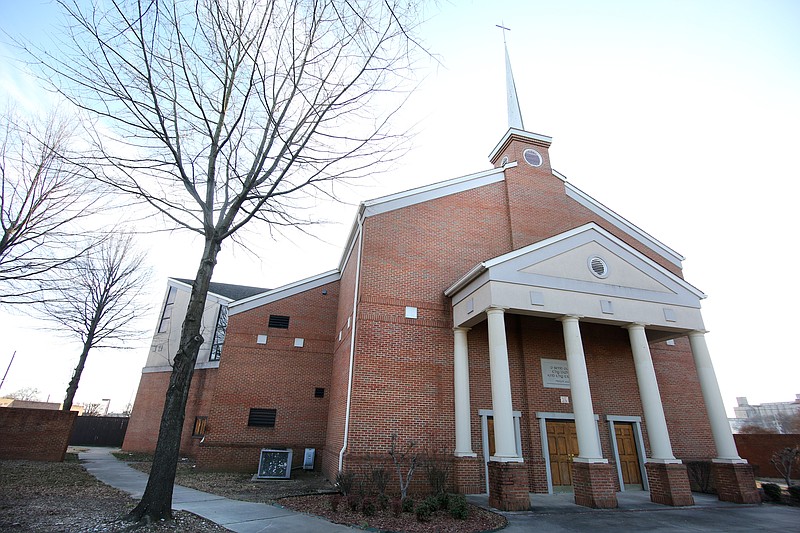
[62,318,100,411]
[61,343,92,411]
[127,236,222,523]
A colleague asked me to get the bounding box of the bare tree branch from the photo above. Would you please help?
[0,109,101,304]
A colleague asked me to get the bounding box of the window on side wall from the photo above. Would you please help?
[158,286,177,333]
[210,305,228,361]
[192,416,208,437]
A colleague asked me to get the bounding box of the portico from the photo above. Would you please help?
[445,223,756,509]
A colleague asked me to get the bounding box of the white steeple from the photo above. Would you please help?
[503,38,525,130]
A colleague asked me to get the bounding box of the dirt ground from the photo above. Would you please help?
[0,454,229,532]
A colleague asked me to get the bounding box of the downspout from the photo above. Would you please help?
[338,215,364,472]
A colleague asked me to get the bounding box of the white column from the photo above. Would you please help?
[486,307,520,461]
[626,323,678,462]
[453,327,476,457]
[688,331,743,462]
[560,315,605,462]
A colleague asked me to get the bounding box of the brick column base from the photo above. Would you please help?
[572,461,618,509]
[645,462,695,506]
[453,455,483,495]
[712,462,760,504]
[488,461,530,511]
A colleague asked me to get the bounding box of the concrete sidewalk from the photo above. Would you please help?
[81,448,800,532]
[79,447,355,532]
[468,490,800,532]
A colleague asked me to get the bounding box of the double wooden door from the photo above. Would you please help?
[546,420,579,487]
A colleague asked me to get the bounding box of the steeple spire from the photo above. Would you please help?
[497,25,524,130]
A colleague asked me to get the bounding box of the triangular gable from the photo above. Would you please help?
[483,223,704,307]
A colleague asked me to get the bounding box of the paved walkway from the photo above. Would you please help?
[81,448,800,532]
[79,447,355,532]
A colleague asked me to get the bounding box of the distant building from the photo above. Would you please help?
[0,399,60,410]
[731,394,800,433]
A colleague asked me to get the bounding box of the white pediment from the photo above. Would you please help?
[446,223,706,330]
[518,241,673,294]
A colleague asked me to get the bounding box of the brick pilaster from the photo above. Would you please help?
[645,462,694,506]
[453,456,483,495]
[712,462,760,504]
[572,461,618,508]
[488,461,530,511]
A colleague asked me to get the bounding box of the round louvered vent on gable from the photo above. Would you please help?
[588,256,609,278]
[523,148,542,167]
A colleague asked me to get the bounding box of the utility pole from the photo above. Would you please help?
[0,351,15,393]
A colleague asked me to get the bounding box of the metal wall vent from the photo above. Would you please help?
[588,256,609,278]
[268,314,290,329]
[248,408,277,427]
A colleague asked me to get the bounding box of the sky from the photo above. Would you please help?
[0,0,798,415]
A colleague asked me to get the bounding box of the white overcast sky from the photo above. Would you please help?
[0,0,798,415]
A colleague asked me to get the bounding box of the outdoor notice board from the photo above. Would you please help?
[256,448,293,479]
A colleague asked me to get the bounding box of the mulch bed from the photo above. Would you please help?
[278,494,507,533]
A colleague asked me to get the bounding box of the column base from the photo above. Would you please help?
[645,462,695,506]
[572,461,618,508]
[712,462,760,504]
[488,461,530,511]
[453,455,483,495]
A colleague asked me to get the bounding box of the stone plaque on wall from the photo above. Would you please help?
[541,359,570,389]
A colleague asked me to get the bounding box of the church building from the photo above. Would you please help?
[123,43,759,510]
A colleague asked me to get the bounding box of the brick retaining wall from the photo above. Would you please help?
[0,408,77,461]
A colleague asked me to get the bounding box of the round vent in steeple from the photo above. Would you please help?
[588,256,609,278]
[523,148,542,167]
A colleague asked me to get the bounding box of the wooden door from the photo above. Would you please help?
[487,417,496,457]
[546,420,579,487]
[614,422,642,488]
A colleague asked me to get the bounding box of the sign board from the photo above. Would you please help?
[541,359,570,389]
[257,448,293,479]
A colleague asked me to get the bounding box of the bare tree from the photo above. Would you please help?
[770,446,800,487]
[81,402,104,416]
[4,386,42,401]
[0,110,98,304]
[388,433,419,503]
[26,0,426,523]
[37,235,150,411]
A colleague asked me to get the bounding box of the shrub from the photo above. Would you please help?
[787,485,800,503]
[362,497,376,517]
[347,493,360,512]
[448,493,469,520]
[415,497,438,522]
[371,467,390,496]
[377,493,389,511]
[686,461,714,493]
[424,459,450,496]
[391,498,403,517]
[402,497,415,513]
[330,494,341,513]
[762,483,782,502]
[335,471,356,496]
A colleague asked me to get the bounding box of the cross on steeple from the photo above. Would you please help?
[496,23,511,44]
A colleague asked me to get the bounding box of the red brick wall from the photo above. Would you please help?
[0,408,77,461]
[336,149,714,492]
[734,434,800,479]
[495,138,684,277]
[322,235,360,480]
[122,367,218,457]
[198,280,339,472]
